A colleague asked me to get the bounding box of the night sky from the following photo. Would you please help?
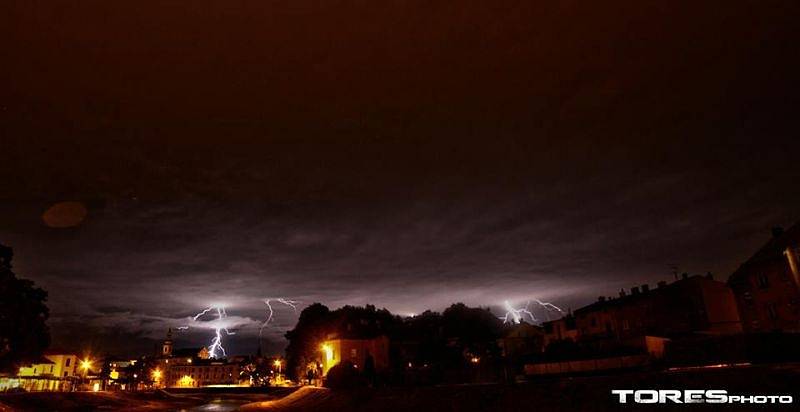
[2,1,799,357]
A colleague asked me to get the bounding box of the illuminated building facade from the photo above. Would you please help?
[166,360,240,387]
[8,353,80,392]
[150,329,232,387]
[728,224,800,332]
[320,335,390,375]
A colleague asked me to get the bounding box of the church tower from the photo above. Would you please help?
[162,328,173,357]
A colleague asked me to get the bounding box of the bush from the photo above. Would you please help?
[324,361,363,390]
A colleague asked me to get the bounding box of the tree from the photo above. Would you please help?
[0,243,50,372]
[441,303,503,354]
[440,303,503,381]
[284,303,330,380]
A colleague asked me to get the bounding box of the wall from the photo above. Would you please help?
[524,354,650,376]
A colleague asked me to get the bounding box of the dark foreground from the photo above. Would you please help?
[0,388,294,412]
[242,363,800,412]
[2,364,799,411]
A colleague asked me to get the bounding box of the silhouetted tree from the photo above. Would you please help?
[396,310,446,370]
[442,303,503,356]
[284,303,330,380]
[437,303,503,383]
[0,243,50,372]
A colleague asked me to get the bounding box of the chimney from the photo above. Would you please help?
[681,272,689,280]
[657,281,667,288]
[705,271,714,280]
[772,226,785,238]
[641,284,650,293]
[631,286,640,295]
[619,289,627,297]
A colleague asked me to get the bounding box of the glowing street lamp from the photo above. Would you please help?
[80,359,92,375]
[321,343,334,374]
[80,358,93,391]
[321,344,333,362]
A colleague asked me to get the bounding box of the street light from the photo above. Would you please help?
[80,359,92,374]
[273,359,282,374]
[80,358,92,391]
[151,369,162,388]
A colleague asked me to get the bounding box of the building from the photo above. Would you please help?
[538,274,741,356]
[161,328,174,357]
[728,225,800,332]
[320,335,390,375]
[153,329,210,375]
[104,358,132,390]
[13,353,80,391]
[166,359,240,387]
[156,328,210,363]
[525,275,739,375]
[573,274,741,343]
[542,314,578,347]
[499,322,545,359]
[152,329,239,388]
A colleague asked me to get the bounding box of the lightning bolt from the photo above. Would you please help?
[502,300,536,324]
[502,299,565,324]
[192,306,215,321]
[260,298,299,337]
[181,305,235,359]
[533,298,564,316]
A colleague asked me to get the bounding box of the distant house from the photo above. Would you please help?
[728,224,800,332]
[157,328,210,362]
[166,359,240,387]
[155,329,211,371]
[573,274,741,343]
[17,357,56,378]
[320,334,390,375]
[537,274,740,360]
[525,275,738,375]
[542,314,578,347]
[154,329,233,388]
[499,322,545,359]
[104,357,139,390]
[13,353,80,391]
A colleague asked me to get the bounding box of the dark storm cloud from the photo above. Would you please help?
[1,0,799,355]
